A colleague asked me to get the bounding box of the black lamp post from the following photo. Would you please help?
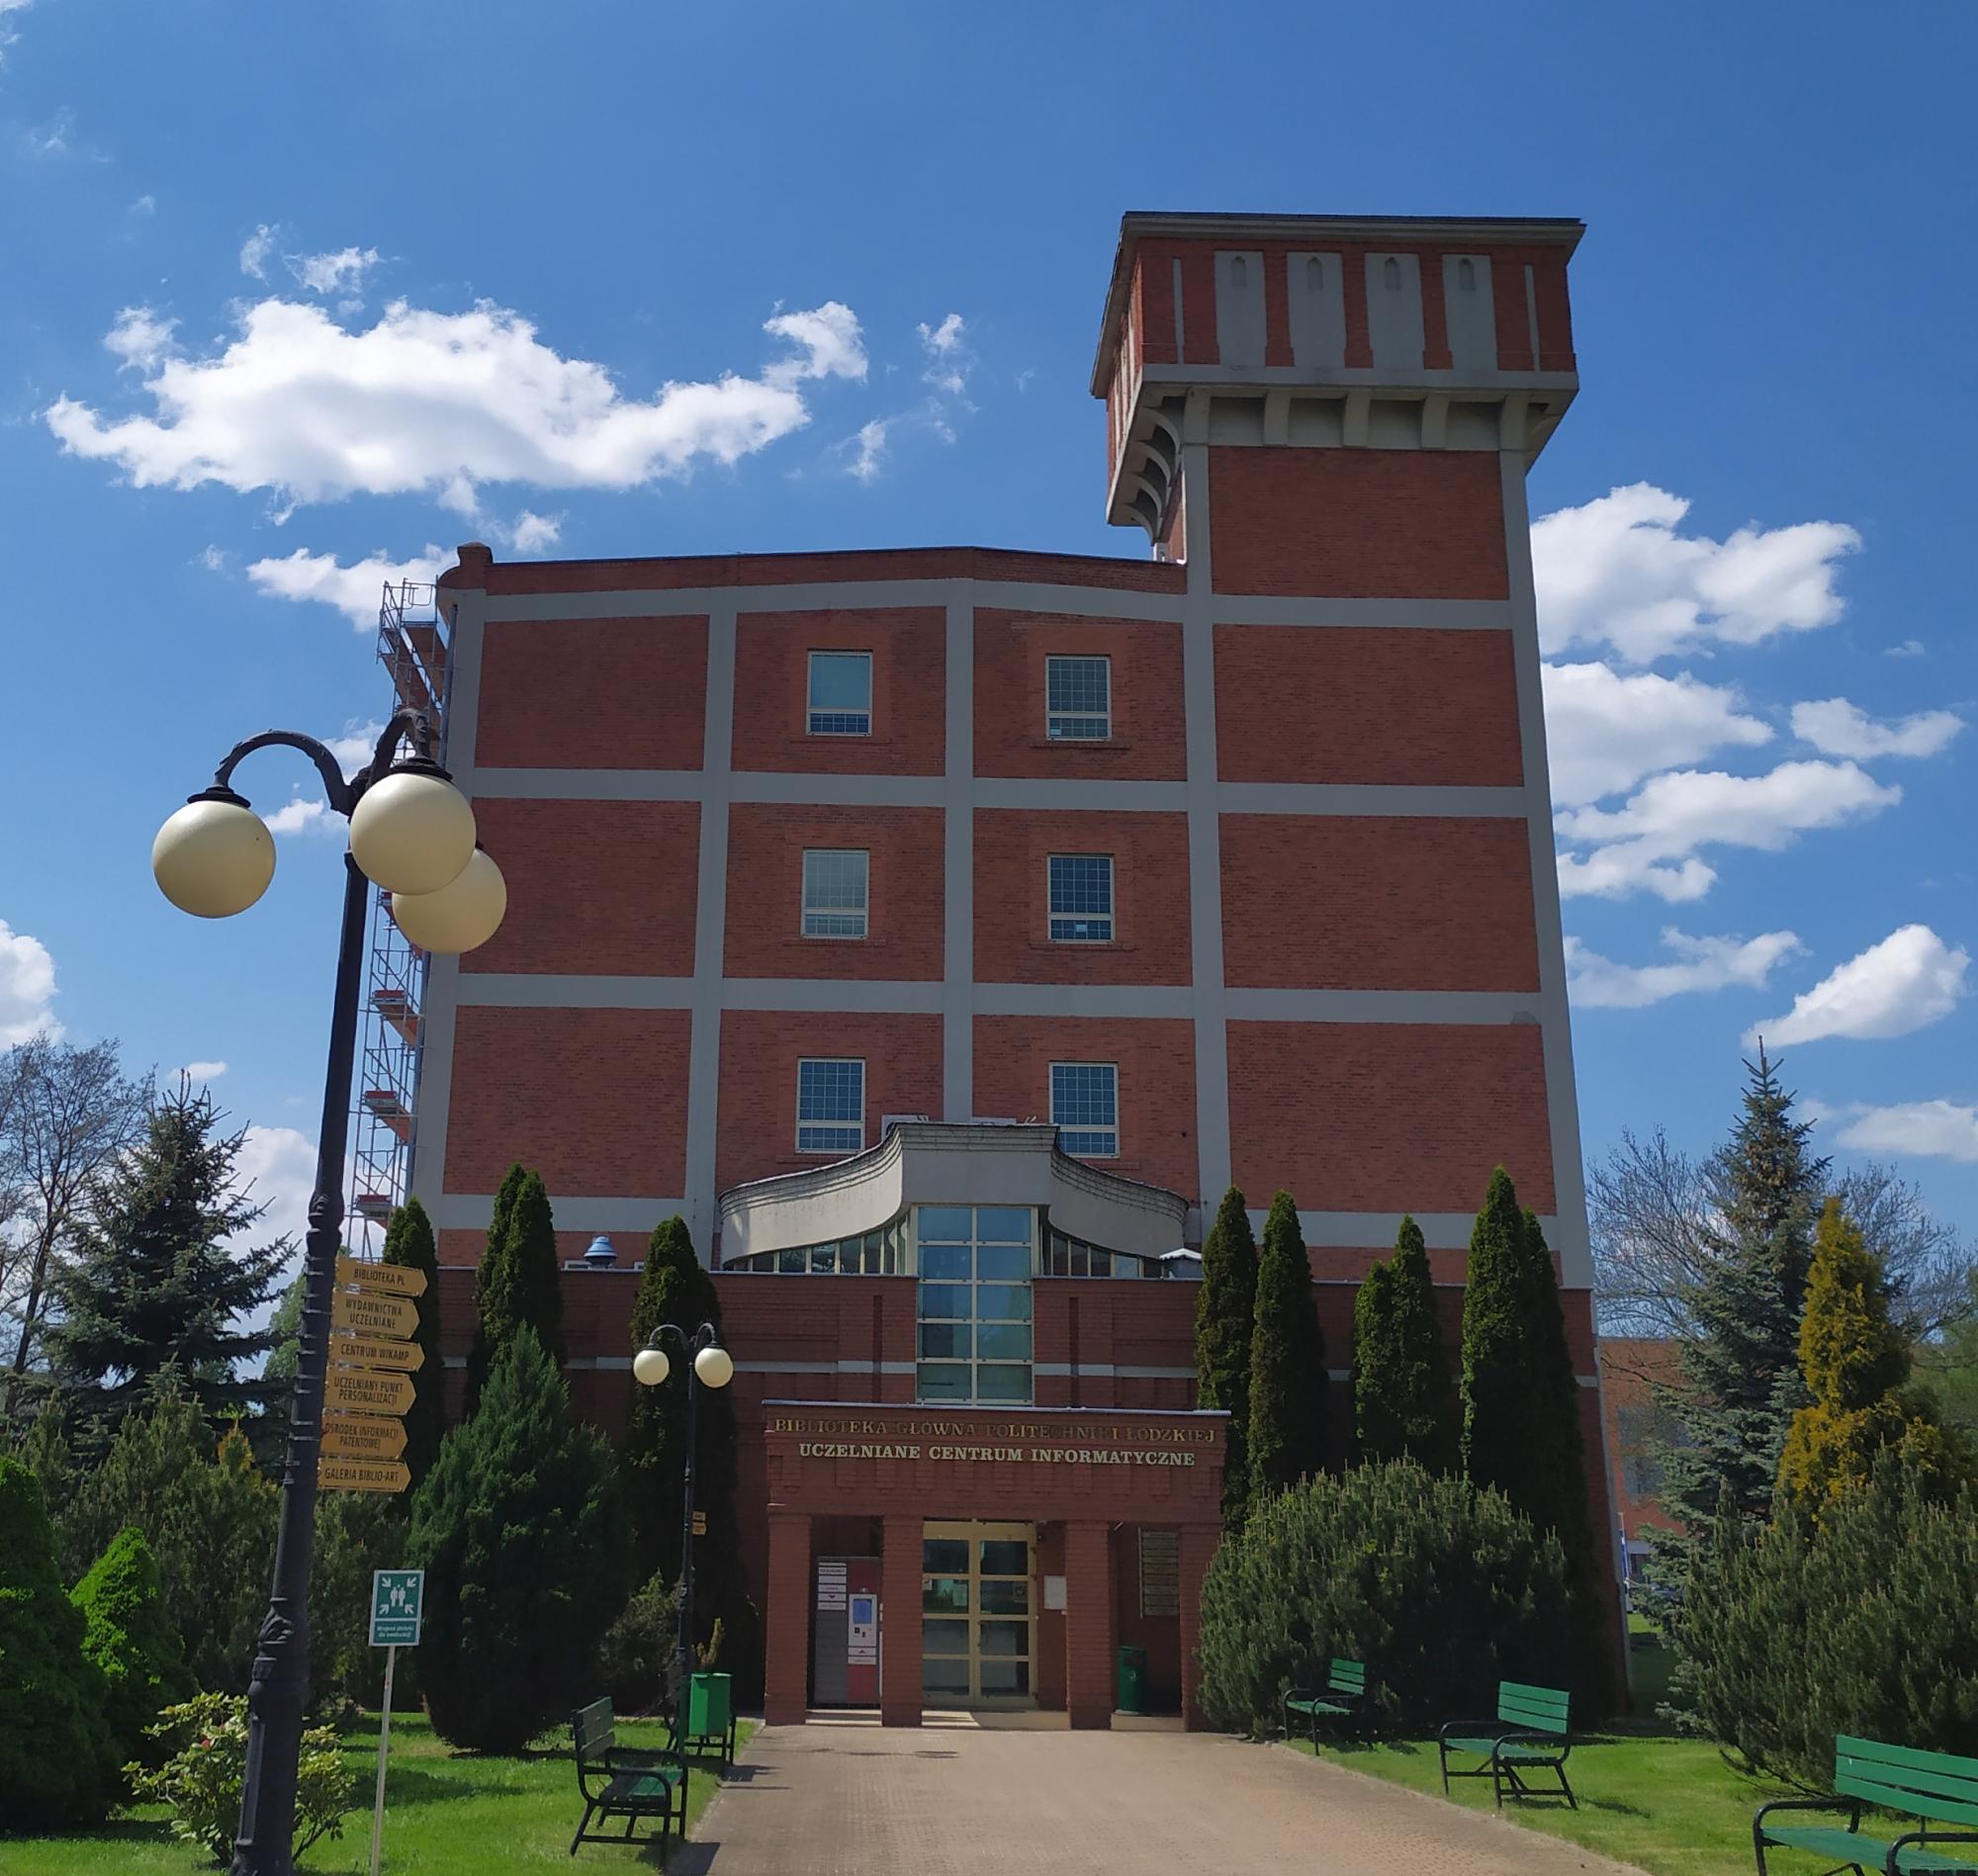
[150,713,506,1876]
[631,1321,735,1718]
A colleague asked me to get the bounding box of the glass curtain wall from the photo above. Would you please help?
[914,1205,1034,1404]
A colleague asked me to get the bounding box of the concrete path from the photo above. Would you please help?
[679,1716,1651,1874]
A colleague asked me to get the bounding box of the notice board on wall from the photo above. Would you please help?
[1137,1529,1180,1618]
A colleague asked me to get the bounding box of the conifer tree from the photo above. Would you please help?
[383,1197,444,1485]
[466,1164,564,1408]
[1354,1215,1459,1471]
[46,1079,289,1438]
[1194,1186,1259,1526]
[70,1527,196,1770]
[624,1215,759,1696]
[0,1457,119,1826]
[1656,1047,1827,1556]
[1775,1199,1969,1516]
[410,1328,631,1751]
[1246,1192,1327,1500]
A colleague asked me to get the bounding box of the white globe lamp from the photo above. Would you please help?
[693,1344,735,1389]
[348,766,477,895]
[632,1345,672,1387]
[152,790,277,919]
[390,849,506,955]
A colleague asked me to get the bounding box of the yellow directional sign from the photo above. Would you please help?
[325,1368,417,1416]
[336,1255,428,1298]
[318,1458,410,1495]
[321,1414,408,1462]
[330,1332,424,1373]
[331,1291,419,1340]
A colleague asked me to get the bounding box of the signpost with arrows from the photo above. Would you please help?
[318,1257,426,1500]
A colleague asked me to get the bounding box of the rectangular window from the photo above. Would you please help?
[1045,655,1111,741]
[795,1058,864,1154]
[1047,853,1114,942]
[801,849,869,938]
[1050,1062,1119,1158]
[914,1205,1035,1406]
[807,651,872,736]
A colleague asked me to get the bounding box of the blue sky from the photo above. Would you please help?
[2,0,1973,1254]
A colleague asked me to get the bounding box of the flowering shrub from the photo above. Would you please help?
[128,1692,355,1864]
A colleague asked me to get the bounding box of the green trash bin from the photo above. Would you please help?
[1116,1645,1148,1716]
[686,1671,734,1758]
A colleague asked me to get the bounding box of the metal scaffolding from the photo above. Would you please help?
[346,581,453,1246]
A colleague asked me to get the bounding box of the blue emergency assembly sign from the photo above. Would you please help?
[371,1569,423,1648]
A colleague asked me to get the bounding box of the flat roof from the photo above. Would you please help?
[1090,209,1586,394]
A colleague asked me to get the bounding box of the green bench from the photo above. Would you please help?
[1754,1736,1978,1875]
[1283,1657,1367,1744]
[569,1697,689,1860]
[1438,1680,1573,1808]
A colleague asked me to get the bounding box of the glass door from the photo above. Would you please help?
[921,1521,1035,1706]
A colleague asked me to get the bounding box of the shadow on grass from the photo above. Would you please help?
[1,1818,176,1851]
[371,1765,538,1806]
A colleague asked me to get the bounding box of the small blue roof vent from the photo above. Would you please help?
[583,1233,618,1269]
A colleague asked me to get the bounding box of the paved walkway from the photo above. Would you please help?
[680,1717,1651,1874]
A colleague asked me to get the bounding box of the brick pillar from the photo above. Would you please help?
[880,1513,922,1728]
[764,1510,811,1726]
[1064,1520,1115,1729]
[1177,1525,1220,1732]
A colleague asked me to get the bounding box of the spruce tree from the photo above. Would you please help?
[0,1457,119,1826]
[467,1164,565,1408]
[1194,1186,1259,1527]
[46,1079,289,1439]
[1354,1215,1459,1471]
[383,1198,445,1485]
[1656,1047,1827,1556]
[70,1527,196,1770]
[625,1216,759,1698]
[1776,1199,1969,1517]
[410,1328,631,1751]
[1246,1192,1327,1500]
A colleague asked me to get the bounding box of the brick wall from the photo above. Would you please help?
[1211,625,1523,785]
[476,616,707,769]
[1218,816,1539,991]
[973,809,1192,986]
[1207,449,1508,598]
[730,608,944,775]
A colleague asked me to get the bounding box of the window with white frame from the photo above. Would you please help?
[1045,655,1111,741]
[796,1058,864,1154]
[1050,1061,1119,1158]
[1047,854,1114,943]
[807,651,872,736]
[802,849,869,938]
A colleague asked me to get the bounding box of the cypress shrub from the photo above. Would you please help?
[1684,1457,1978,1788]
[70,1527,196,1772]
[0,1458,119,1827]
[410,1328,631,1751]
[1193,1186,1259,1527]
[1353,1215,1459,1472]
[383,1197,445,1486]
[467,1164,565,1409]
[1198,1459,1575,1737]
[1247,1192,1327,1500]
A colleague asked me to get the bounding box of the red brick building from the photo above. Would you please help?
[405,210,1612,1729]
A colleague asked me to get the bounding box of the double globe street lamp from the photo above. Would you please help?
[152,712,504,1876]
[632,1322,735,1724]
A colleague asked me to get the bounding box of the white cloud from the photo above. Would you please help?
[261,796,333,837]
[103,306,177,373]
[323,719,386,774]
[229,1123,316,1263]
[1542,662,1772,805]
[1555,759,1902,902]
[181,1060,227,1081]
[46,295,868,514]
[1830,1101,1978,1165]
[0,919,61,1044]
[244,545,444,629]
[128,193,155,217]
[1531,483,1860,663]
[917,312,971,395]
[844,417,892,484]
[288,245,381,297]
[196,543,228,573]
[25,107,76,159]
[238,223,278,279]
[1790,696,1964,761]
[508,509,562,554]
[1565,928,1801,1009]
[1747,924,1970,1047]
[1885,639,1926,660]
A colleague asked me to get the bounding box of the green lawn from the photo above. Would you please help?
[1289,1729,1790,1876]
[2,1712,754,1873]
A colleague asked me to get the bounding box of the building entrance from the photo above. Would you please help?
[921,1521,1035,1706]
